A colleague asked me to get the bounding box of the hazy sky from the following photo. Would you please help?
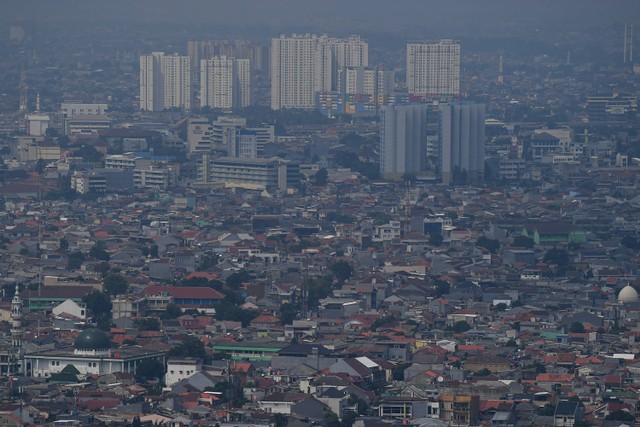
[2,0,638,36]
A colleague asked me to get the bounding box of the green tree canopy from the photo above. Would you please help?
[161,303,183,320]
[330,260,352,283]
[68,251,85,270]
[476,236,500,253]
[570,322,585,333]
[605,410,635,421]
[314,168,328,186]
[167,336,207,360]
[103,273,128,296]
[83,290,112,316]
[136,358,165,382]
[512,235,534,248]
[89,243,110,261]
[544,248,569,268]
[450,320,472,333]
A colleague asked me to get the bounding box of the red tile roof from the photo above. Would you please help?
[143,286,225,300]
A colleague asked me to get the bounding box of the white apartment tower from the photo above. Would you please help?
[407,40,460,96]
[140,52,191,111]
[271,34,368,110]
[200,56,251,109]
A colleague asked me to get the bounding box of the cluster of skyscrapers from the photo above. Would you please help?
[380,102,485,184]
[139,35,483,185]
[139,36,462,112]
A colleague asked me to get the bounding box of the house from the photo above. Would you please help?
[522,222,587,245]
[142,286,225,313]
[440,393,480,426]
[258,392,310,414]
[165,358,203,387]
[553,401,583,427]
[378,397,439,420]
[52,299,88,321]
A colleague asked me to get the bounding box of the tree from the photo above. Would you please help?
[89,243,110,261]
[621,236,640,250]
[429,233,443,246]
[35,159,46,174]
[474,368,491,376]
[167,336,207,360]
[279,303,298,325]
[324,410,341,427]
[59,238,69,251]
[93,261,111,277]
[570,322,585,333]
[495,303,508,311]
[161,303,183,320]
[476,236,500,253]
[371,315,396,331]
[435,279,450,297]
[136,317,161,331]
[74,144,103,162]
[103,273,128,296]
[82,290,112,331]
[512,235,534,248]
[538,404,555,416]
[605,410,635,421]
[314,168,328,186]
[544,247,570,276]
[450,320,471,333]
[136,358,165,382]
[544,248,569,268]
[83,290,112,316]
[68,251,85,270]
[330,261,352,283]
[226,270,251,289]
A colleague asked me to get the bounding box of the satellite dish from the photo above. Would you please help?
[437,376,444,383]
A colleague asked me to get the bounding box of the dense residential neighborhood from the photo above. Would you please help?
[0,1,640,426]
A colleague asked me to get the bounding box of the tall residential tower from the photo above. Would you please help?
[271,34,368,110]
[200,56,251,109]
[407,40,460,96]
[140,52,191,111]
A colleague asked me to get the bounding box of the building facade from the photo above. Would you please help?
[380,104,429,180]
[140,52,191,111]
[200,56,251,109]
[440,102,485,185]
[407,40,460,96]
[271,34,368,110]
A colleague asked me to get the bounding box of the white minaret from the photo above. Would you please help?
[11,284,23,351]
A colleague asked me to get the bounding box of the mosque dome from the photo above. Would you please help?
[618,285,639,303]
[74,328,111,351]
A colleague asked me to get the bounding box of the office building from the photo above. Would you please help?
[140,52,191,111]
[203,156,300,192]
[200,56,251,109]
[407,40,460,96]
[380,104,429,180]
[271,34,368,110]
[440,102,485,185]
[187,117,214,154]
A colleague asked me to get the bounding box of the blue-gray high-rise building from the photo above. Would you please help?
[440,102,485,185]
[380,104,429,180]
